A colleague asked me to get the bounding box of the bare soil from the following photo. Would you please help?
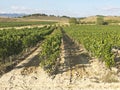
[0,31,120,90]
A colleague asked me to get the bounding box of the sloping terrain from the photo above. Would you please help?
[80,16,120,24]
[22,16,69,23]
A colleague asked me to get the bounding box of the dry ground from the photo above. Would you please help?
[0,31,120,90]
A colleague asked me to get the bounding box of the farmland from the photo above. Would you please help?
[0,22,120,90]
[64,25,120,68]
[0,26,54,73]
[0,21,56,28]
[1,0,120,89]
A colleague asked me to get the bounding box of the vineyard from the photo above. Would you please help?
[64,25,120,68]
[40,27,62,74]
[0,21,56,28]
[0,26,54,74]
[1,25,120,75]
[0,24,120,90]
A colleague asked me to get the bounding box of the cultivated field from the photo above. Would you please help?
[0,20,120,90]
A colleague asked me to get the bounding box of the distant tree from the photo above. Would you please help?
[22,13,48,18]
[49,15,55,17]
[29,13,48,16]
[97,16,109,25]
[97,16,104,25]
[61,16,70,18]
[69,18,78,24]
[102,21,109,25]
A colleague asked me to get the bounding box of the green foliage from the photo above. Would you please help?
[97,16,104,25]
[0,26,54,64]
[0,21,56,28]
[97,16,108,25]
[69,18,78,24]
[106,20,120,23]
[102,22,109,25]
[64,25,120,68]
[40,27,62,74]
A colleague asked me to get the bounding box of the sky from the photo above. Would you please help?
[0,0,120,17]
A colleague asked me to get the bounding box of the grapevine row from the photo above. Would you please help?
[0,26,54,65]
[64,25,120,68]
[40,27,62,74]
[0,21,56,28]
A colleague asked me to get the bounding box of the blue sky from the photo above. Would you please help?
[0,0,120,17]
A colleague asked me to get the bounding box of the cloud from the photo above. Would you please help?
[10,6,60,14]
[11,6,36,13]
[95,6,120,16]
[101,6,120,12]
[9,6,79,17]
[0,7,7,13]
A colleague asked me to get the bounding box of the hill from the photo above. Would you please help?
[22,14,69,23]
[80,16,120,24]
[0,13,69,23]
[0,13,25,18]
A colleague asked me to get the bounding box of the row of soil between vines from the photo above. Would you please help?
[0,28,120,90]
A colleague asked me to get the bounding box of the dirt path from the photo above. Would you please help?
[0,46,41,90]
[56,31,120,90]
[0,31,120,90]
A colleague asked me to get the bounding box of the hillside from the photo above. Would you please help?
[22,15,69,23]
[104,16,120,23]
[80,16,97,23]
[0,17,20,22]
[0,16,69,23]
[80,16,120,24]
[0,13,25,18]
